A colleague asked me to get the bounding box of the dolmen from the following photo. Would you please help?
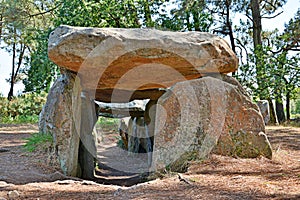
[39,25,272,177]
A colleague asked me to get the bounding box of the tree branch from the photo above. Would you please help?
[213,29,229,35]
[262,11,283,19]
[29,4,61,18]
[235,37,249,63]
[245,13,253,22]
[289,48,300,51]
[13,44,26,81]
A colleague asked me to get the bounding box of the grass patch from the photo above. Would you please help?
[1,115,39,124]
[291,114,300,119]
[24,132,53,152]
[282,119,300,127]
[97,116,119,126]
[96,116,119,130]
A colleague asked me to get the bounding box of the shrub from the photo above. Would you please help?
[0,92,47,124]
[96,116,119,131]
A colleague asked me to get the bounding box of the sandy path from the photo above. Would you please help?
[0,124,299,199]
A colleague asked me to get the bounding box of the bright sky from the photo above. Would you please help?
[0,0,299,96]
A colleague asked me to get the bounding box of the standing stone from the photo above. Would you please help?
[39,70,81,176]
[78,91,99,179]
[152,76,272,172]
[257,100,270,125]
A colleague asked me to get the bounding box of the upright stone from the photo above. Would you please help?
[257,100,270,125]
[152,76,272,171]
[39,71,81,176]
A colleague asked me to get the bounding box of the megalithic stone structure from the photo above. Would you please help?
[40,25,272,177]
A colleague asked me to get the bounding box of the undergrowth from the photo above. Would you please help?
[0,92,46,124]
[24,132,53,152]
[96,116,119,131]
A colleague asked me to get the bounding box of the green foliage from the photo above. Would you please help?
[23,29,59,93]
[0,0,58,98]
[0,92,47,124]
[157,0,212,31]
[295,100,300,114]
[237,28,300,103]
[292,90,300,115]
[24,132,53,152]
[54,0,141,28]
[0,115,39,124]
[233,3,298,122]
[96,116,119,130]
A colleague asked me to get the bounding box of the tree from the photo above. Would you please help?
[157,0,212,31]
[206,0,242,76]
[23,29,58,93]
[232,0,288,124]
[267,9,300,121]
[23,0,145,93]
[0,0,58,100]
[1,0,30,100]
[250,0,288,124]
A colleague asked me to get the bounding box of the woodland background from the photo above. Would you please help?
[0,0,299,124]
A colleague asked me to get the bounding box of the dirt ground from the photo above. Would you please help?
[0,124,299,200]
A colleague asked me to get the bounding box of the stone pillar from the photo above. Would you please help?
[152,76,272,172]
[78,91,98,179]
[144,100,157,167]
[39,71,81,176]
[39,70,99,178]
[144,100,157,139]
[257,100,270,125]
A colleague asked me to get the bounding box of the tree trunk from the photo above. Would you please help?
[225,0,236,76]
[8,39,16,101]
[268,98,278,125]
[250,0,265,100]
[275,99,286,123]
[0,13,3,41]
[192,10,200,31]
[186,12,192,31]
[286,92,290,121]
[13,44,26,81]
[143,0,153,27]
[250,0,262,48]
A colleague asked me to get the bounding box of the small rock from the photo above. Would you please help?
[48,171,67,180]
[231,175,243,179]
[0,182,12,189]
[7,190,19,199]
[0,181,8,186]
[113,188,122,196]
[178,173,192,185]
[0,197,7,200]
[81,180,97,185]
[0,148,9,153]
[55,180,76,185]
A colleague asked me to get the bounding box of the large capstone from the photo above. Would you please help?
[48,25,238,102]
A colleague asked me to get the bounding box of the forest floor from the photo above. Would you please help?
[0,124,299,200]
